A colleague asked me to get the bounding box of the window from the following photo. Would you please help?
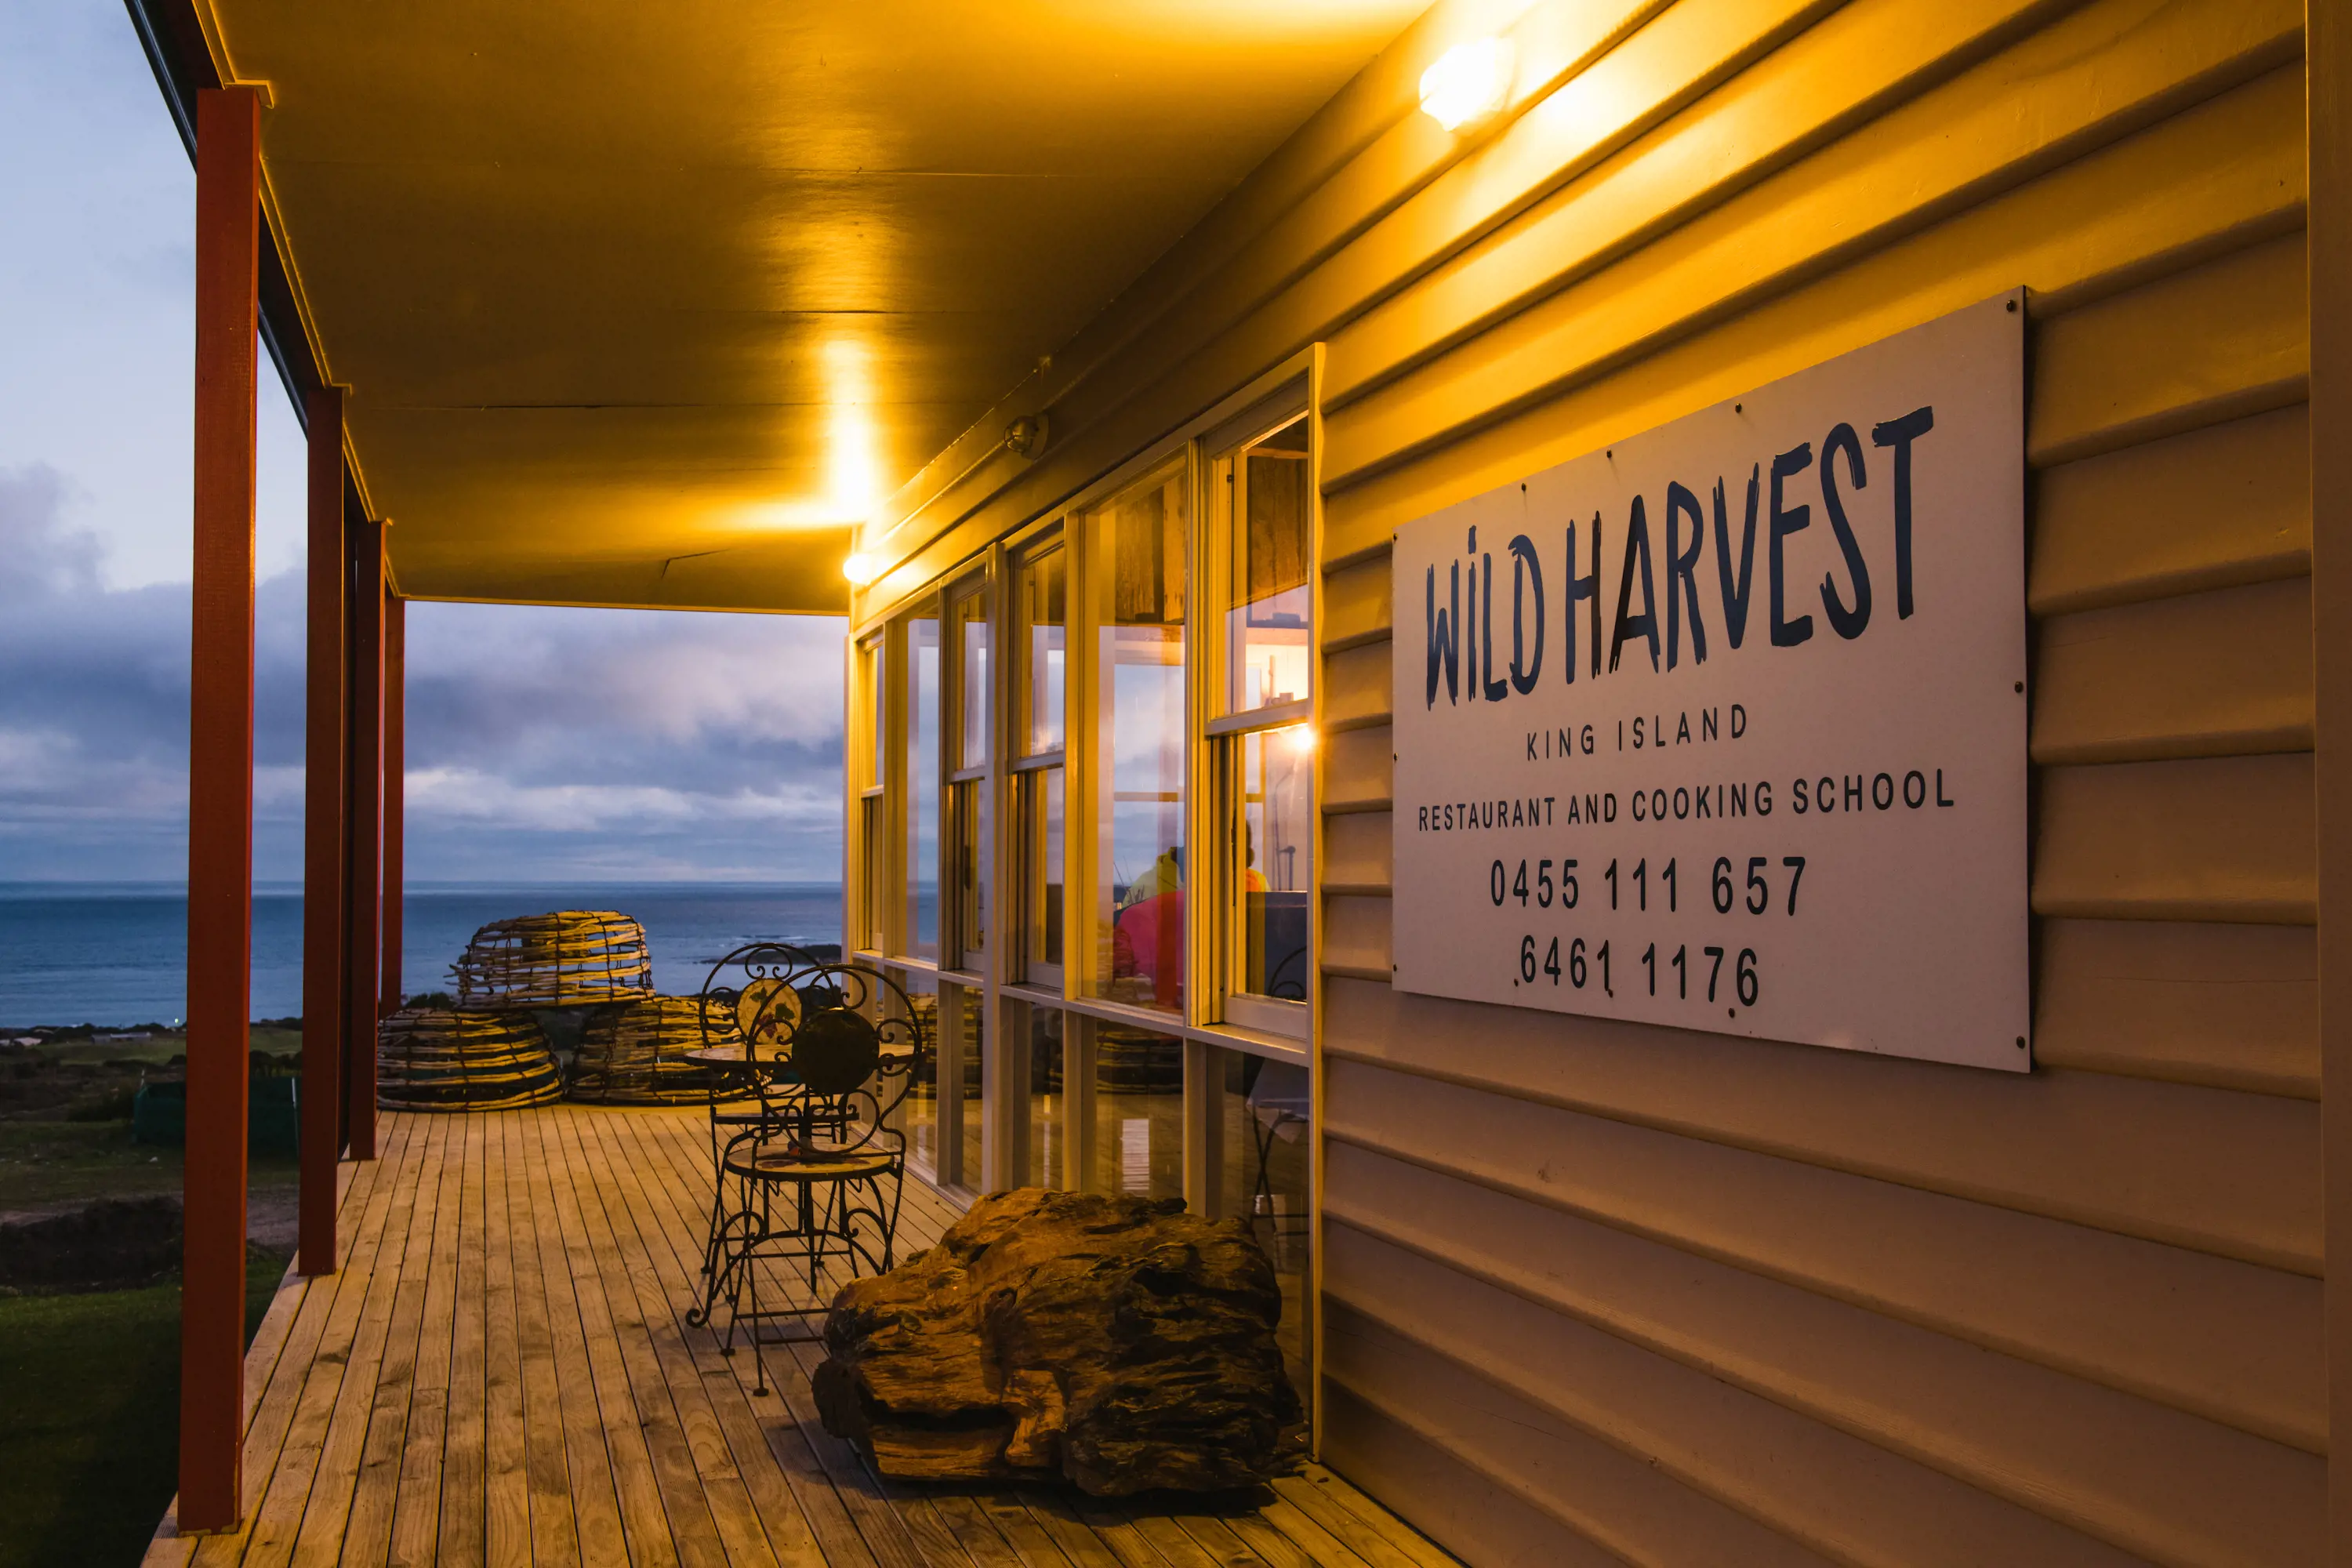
[1214,1049,1310,1399]
[894,971,938,1178]
[1011,539,1066,985]
[946,581,990,972]
[1088,1025,1183,1197]
[902,606,940,962]
[855,635,886,953]
[1225,417,1312,714]
[1209,413,1313,1034]
[1083,458,1189,1012]
[1024,1002,1065,1188]
[920,977,978,1191]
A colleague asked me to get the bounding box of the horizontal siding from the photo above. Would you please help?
[1323,639,1393,733]
[2030,406,2310,615]
[1323,1069,2321,1449]
[1326,50,2304,558]
[1316,1380,1637,1568]
[1322,551,1395,649]
[1323,5,2301,495]
[2034,918,2317,1098]
[1325,976,2320,1275]
[2029,232,2307,464]
[1326,1218,2313,1565]
[2034,753,2315,923]
[2031,578,2313,764]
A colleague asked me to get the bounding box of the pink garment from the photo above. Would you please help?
[1111,890,1185,1007]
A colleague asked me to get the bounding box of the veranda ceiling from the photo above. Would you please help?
[145,0,1429,612]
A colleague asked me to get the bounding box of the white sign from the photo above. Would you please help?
[1390,296,2028,1071]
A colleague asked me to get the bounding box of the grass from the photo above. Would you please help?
[0,1121,299,1214]
[0,1253,285,1568]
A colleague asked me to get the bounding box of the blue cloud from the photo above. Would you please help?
[0,465,846,883]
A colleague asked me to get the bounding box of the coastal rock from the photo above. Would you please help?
[812,1187,1300,1494]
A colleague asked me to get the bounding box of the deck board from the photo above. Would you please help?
[143,1105,1450,1568]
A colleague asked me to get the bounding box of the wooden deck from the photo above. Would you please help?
[143,1105,1448,1568]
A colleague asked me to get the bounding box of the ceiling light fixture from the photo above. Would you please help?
[1419,37,1515,132]
[841,552,884,586]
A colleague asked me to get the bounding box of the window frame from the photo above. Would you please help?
[893,597,945,965]
[853,632,889,956]
[1198,405,1318,1043]
[942,568,993,978]
[1008,529,1069,992]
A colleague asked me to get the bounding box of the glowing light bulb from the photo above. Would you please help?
[841,552,884,586]
[1282,724,1319,755]
[1419,38,1515,132]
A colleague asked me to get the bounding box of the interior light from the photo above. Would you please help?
[842,552,884,586]
[1282,723,1319,755]
[1419,38,1515,132]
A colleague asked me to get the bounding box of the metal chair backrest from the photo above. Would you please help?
[698,944,924,1156]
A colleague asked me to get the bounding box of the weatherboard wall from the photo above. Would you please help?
[856,0,2318,1563]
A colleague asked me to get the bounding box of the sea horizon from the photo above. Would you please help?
[0,879,847,1029]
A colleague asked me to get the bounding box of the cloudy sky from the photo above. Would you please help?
[0,2,845,884]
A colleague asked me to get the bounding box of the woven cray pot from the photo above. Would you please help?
[452,910,652,1008]
[1096,1025,1184,1093]
[377,1008,563,1112]
[568,995,742,1105]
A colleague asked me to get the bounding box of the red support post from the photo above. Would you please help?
[343,514,383,1160]
[180,84,261,1535]
[379,591,405,1016]
[298,387,347,1275]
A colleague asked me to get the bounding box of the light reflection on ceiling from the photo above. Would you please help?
[203,0,1434,612]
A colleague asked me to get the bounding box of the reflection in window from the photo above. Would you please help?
[1021,766,1063,980]
[895,971,938,1179]
[1218,1051,1311,1404]
[857,637,885,952]
[904,612,940,960]
[1025,1005,1063,1189]
[1242,725,1315,1001]
[1089,1026,1182,1199]
[1226,417,1312,715]
[948,983,983,1186]
[1087,462,1188,1011]
[949,590,989,967]
[950,782,988,967]
[1019,545,1065,755]
[956,590,989,772]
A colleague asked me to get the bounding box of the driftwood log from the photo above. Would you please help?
[813,1187,1300,1494]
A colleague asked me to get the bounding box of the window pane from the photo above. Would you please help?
[895,971,938,1180]
[949,780,987,966]
[904,613,939,960]
[1088,1026,1182,1198]
[1226,418,1312,714]
[858,794,886,952]
[1025,1005,1064,1189]
[859,637,883,788]
[1087,462,1187,1011]
[938,981,982,1187]
[956,590,990,771]
[1022,765,1064,979]
[1218,1051,1310,1403]
[1018,543,1066,757]
[1242,725,1315,1000]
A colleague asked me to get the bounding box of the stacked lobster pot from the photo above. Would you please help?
[376,1007,564,1112]
[568,993,744,1105]
[377,909,659,1113]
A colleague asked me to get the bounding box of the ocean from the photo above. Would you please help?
[0,881,845,1027]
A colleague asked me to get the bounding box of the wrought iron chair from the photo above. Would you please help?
[684,943,924,1392]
